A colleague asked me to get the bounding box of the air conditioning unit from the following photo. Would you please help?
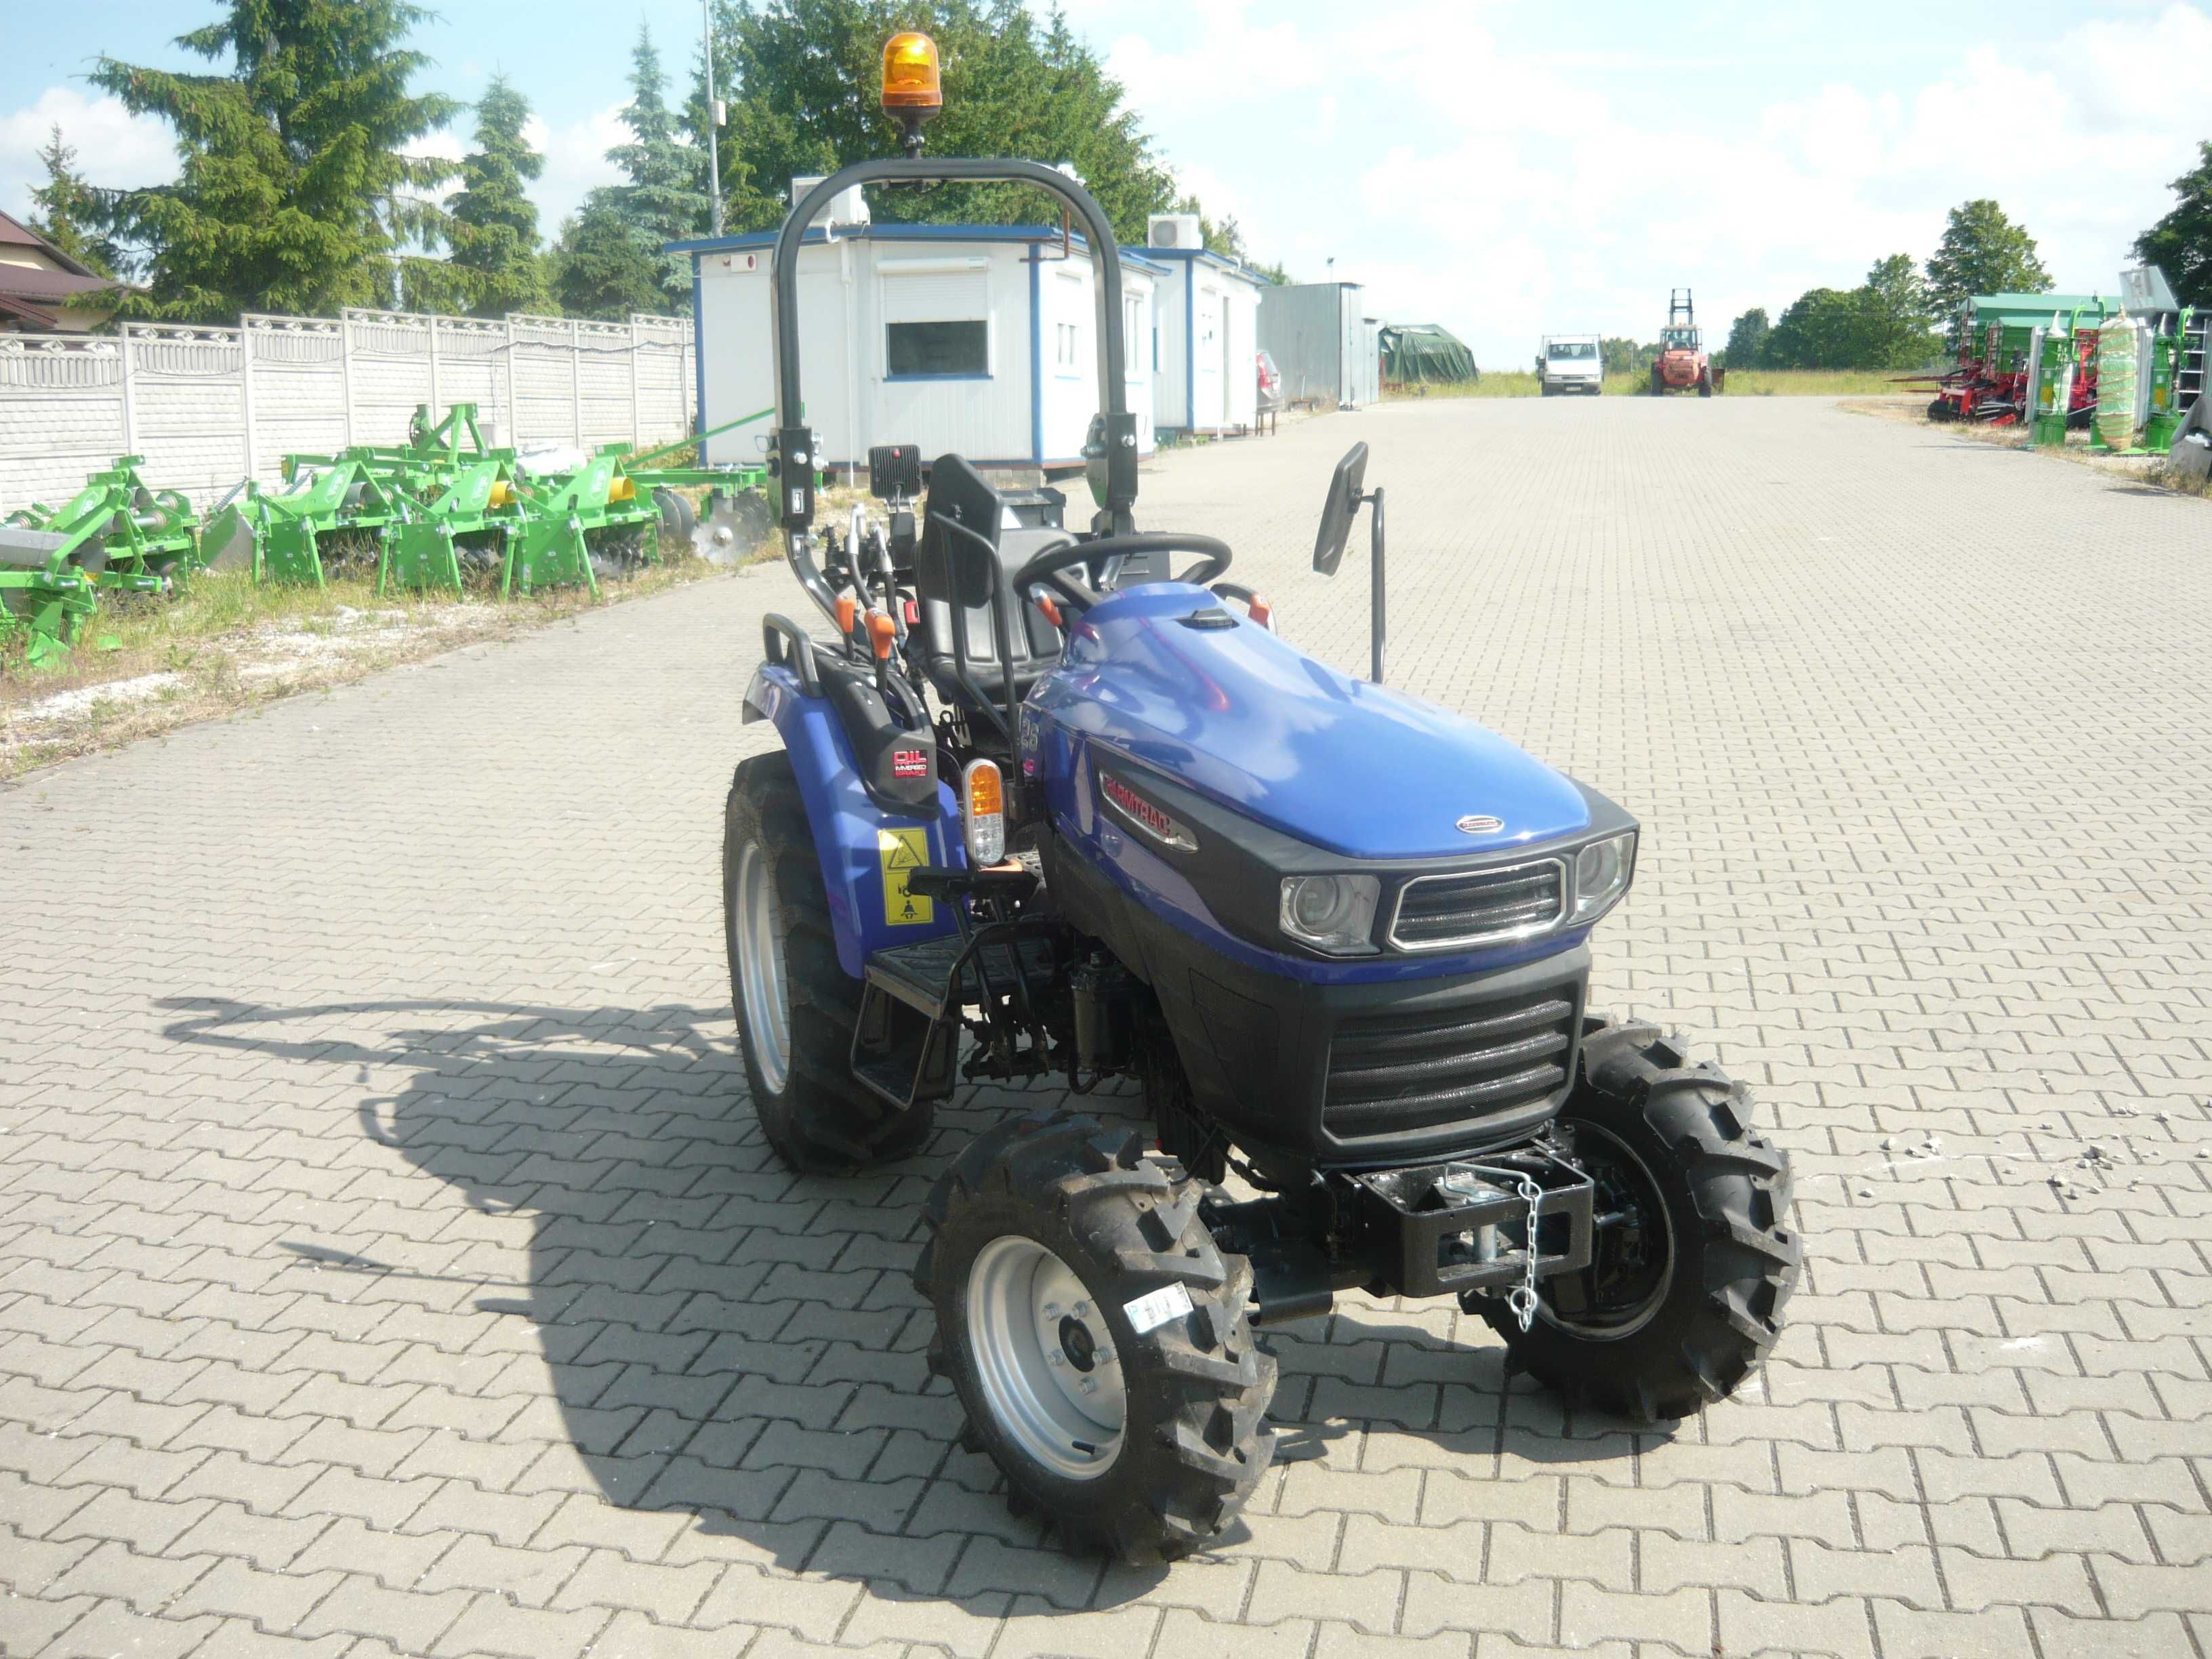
[790,176,871,229]
[1147,213,1203,250]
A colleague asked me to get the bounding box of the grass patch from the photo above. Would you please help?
[1,524,775,779]
[1387,369,1924,401]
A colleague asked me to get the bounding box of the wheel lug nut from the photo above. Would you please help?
[1079,1376,1097,1394]
[1048,1349,1064,1366]
[1095,1347,1114,1366]
[1043,1303,1060,1319]
[1072,1300,1090,1317]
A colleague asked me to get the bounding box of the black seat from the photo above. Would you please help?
[912,454,1066,714]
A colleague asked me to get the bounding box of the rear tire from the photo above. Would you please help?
[1474,1016,1799,1422]
[917,1111,1275,1563]
[1650,367,1664,397]
[724,750,933,1172]
[1698,367,1713,397]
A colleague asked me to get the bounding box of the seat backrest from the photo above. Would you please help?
[914,455,1063,709]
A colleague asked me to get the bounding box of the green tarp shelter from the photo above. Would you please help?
[1380,323,1478,384]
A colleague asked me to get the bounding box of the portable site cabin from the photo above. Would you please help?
[1143,216,1267,435]
[678,210,1161,477]
[1258,281,1380,410]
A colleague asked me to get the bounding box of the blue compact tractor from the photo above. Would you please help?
[724,33,1799,1564]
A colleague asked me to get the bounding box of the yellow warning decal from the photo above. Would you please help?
[878,827,934,926]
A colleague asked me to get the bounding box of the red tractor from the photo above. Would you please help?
[1651,289,1719,396]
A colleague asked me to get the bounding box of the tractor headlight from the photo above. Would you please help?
[1279,874,1380,955]
[1570,831,1637,924]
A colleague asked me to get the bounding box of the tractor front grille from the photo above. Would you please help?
[1323,989,1578,1140]
[1389,858,1565,950]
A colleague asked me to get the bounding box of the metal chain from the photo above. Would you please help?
[1507,1171,1544,1332]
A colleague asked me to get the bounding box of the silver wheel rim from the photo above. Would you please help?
[966,1235,1125,1480]
[733,840,790,1094]
[1539,1121,1676,1340]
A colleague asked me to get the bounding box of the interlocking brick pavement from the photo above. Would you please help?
[3,396,2209,1658]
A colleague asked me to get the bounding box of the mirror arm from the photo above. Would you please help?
[1366,486,1386,686]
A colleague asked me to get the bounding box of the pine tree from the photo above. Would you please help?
[552,199,668,321]
[449,75,553,316]
[1924,200,2050,336]
[91,1,458,321]
[28,127,126,279]
[2133,140,2212,309]
[607,25,711,310]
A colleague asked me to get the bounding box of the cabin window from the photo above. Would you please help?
[888,320,987,377]
[882,264,990,377]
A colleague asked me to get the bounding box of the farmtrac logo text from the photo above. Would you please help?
[1099,771,1197,852]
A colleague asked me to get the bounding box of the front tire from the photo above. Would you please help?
[1650,367,1664,397]
[723,751,933,1172]
[917,1111,1275,1563]
[1475,1017,1799,1422]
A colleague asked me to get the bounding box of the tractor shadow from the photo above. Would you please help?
[159,995,1659,1613]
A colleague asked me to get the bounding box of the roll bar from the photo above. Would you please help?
[770,158,1142,623]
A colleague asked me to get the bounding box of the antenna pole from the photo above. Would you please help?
[703,0,724,236]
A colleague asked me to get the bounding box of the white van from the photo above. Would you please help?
[1540,335,1603,396]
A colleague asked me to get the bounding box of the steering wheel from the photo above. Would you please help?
[1012,533,1234,613]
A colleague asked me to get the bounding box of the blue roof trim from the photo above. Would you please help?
[1138,245,1265,283]
[670,222,1168,273]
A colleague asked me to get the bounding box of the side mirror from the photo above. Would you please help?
[1313,442,1369,576]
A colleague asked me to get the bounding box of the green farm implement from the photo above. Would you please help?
[209,404,505,588]
[1,456,204,668]
[373,403,777,597]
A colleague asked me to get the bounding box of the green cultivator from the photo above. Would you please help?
[3,407,781,670]
[1,456,204,668]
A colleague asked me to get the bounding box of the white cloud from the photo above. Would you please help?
[525,104,629,232]
[1330,4,2212,364]
[0,85,176,219]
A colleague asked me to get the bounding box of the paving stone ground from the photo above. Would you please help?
[3,395,2209,1659]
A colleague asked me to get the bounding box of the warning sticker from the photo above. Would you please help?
[1122,1281,1194,1335]
[878,827,934,927]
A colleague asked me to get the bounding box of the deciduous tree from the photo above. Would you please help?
[1724,308,1770,370]
[1924,199,2049,333]
[701,1,1190,249]
[2133,140,2212,309]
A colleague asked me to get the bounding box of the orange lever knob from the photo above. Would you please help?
[834,592,857,634]
[866,610,897,660]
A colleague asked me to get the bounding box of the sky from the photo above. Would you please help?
[3,1,2208,365]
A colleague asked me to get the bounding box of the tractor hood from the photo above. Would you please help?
[1034,585,1592,860]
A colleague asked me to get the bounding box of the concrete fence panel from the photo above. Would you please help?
[0,310,695,510]
[0,335,126,511]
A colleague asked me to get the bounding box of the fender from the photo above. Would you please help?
[744,661,965,977]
